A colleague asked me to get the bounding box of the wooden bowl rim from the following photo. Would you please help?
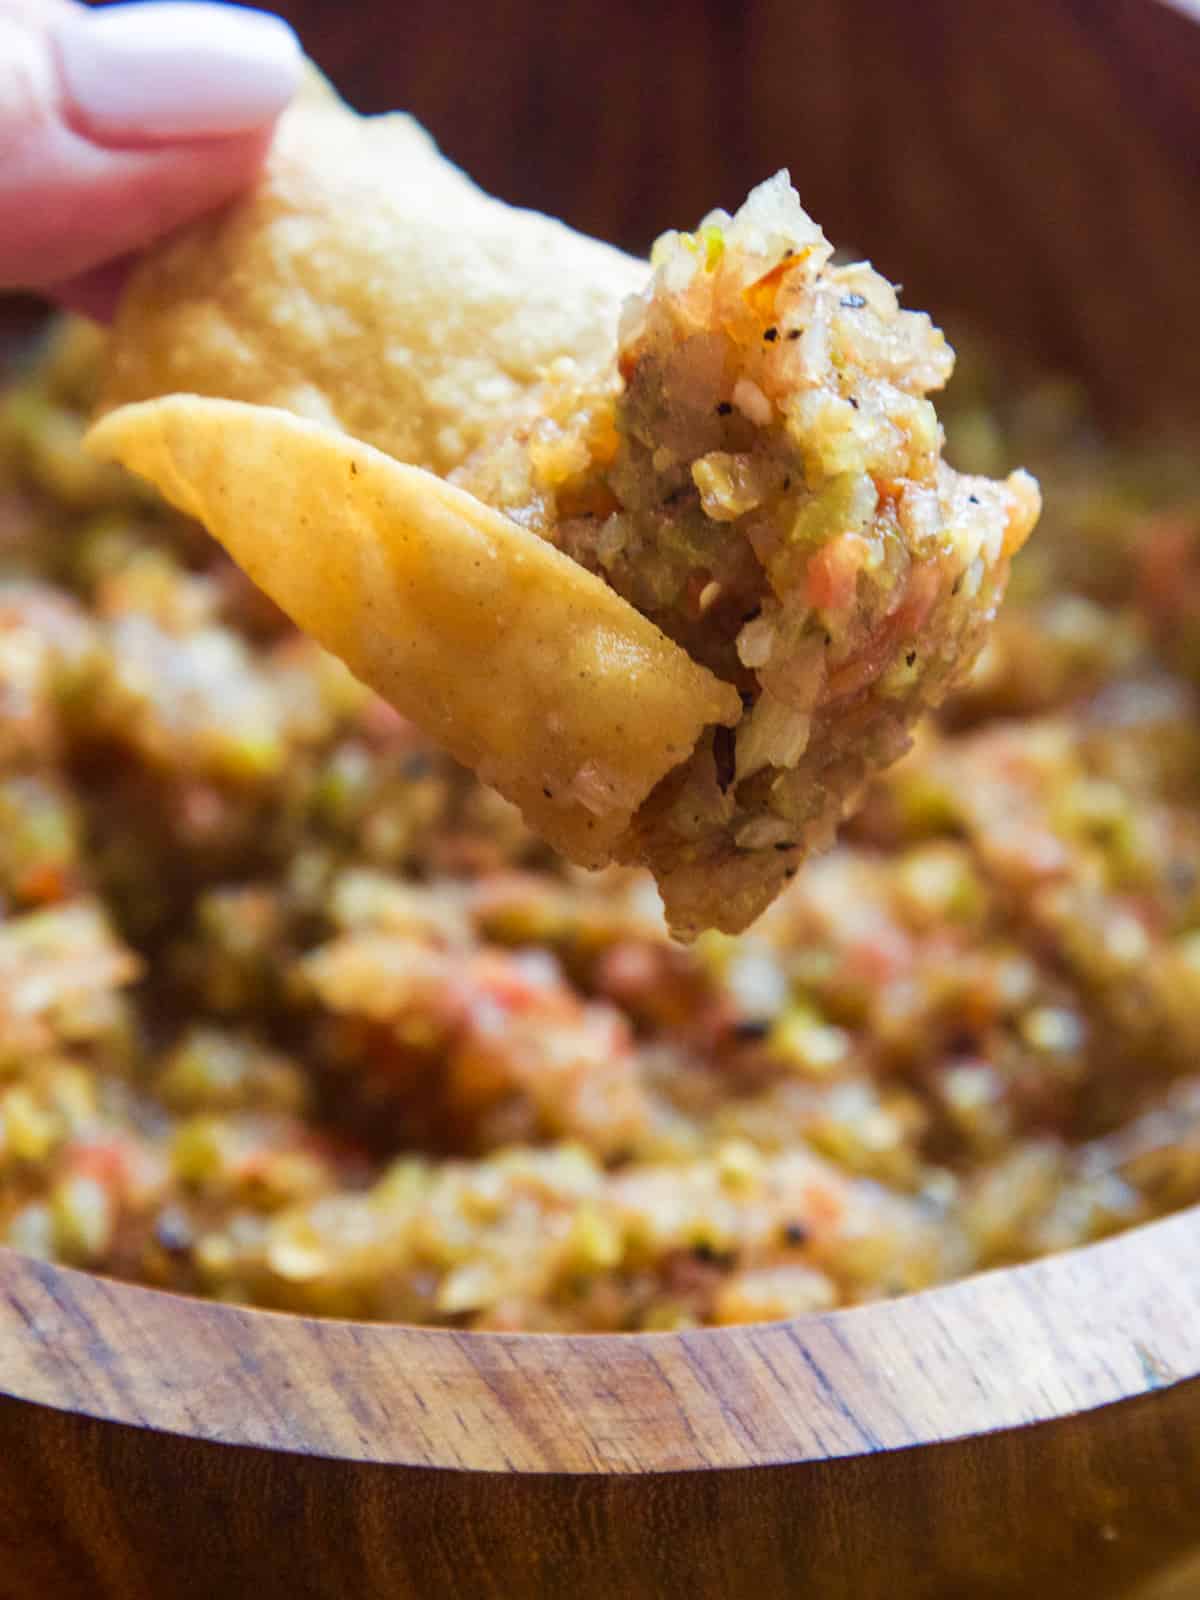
[2,0,1199,1485]
[3,1205,1198,1475]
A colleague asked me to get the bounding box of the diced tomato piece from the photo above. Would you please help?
[844,925,911,987]
[824,562,941,700]
[891,562,940,637]
[466,951,570,1019]
[802,1181,846,1234]
[1137,517,1200,624]
[743,248,812,318]
[15,862,73,904]
[806,533,869,614]
[66,1139,136,1198]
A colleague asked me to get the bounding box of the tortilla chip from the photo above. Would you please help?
[85,397,741,866]
[100,88,645,477]
[93,81,1037,941]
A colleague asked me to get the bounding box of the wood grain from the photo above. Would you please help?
[1,1388,1198,1600]
[268,0,1200,431]
[2,1,1199,1595]
[2,1207,1199,1597]
[3,1208,1200,1472]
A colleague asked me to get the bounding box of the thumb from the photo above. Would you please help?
[0,0,301,300]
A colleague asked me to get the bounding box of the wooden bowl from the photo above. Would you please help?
[2,2,1199,1596]
[3,1213,1200,1600]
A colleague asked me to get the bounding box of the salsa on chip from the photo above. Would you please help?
[87,75,1039,935]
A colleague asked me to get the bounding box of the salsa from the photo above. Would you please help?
[0,319,1196,1330]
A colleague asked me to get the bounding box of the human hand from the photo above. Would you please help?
[0,0,301,318]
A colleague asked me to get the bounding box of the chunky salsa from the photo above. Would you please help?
[0,320,1196,1329]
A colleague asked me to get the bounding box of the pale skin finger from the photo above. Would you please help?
[0,0,301,312]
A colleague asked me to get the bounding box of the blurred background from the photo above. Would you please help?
[3,0,1198,428]
[258,0,1200,428]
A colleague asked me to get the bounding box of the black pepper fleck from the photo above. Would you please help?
[713,725,737,793]
[732,1018,770,1042]
[783,1221,810,1247]
[906,651,917,667]
[782,476,792,491]
[787,328,802,340]
[968,494,980,505]
[715,401,733,416]
[692,1241,733,1265]
[763,326,779,342]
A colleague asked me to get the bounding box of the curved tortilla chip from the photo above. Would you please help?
[85,398,741,867]
[100,88,644,477]
[93,79,1037,940]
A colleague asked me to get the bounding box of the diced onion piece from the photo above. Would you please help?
[736,691,811,781]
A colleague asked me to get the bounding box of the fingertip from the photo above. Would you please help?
[1,2,299,296]
[4,118,276,292]
[53,2,303,147]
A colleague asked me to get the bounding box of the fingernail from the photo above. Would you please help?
[54,2,303,144]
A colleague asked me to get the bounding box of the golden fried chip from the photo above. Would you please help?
[94,82,1039,938]
[101,87,644,476]
[85,397,741,864]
